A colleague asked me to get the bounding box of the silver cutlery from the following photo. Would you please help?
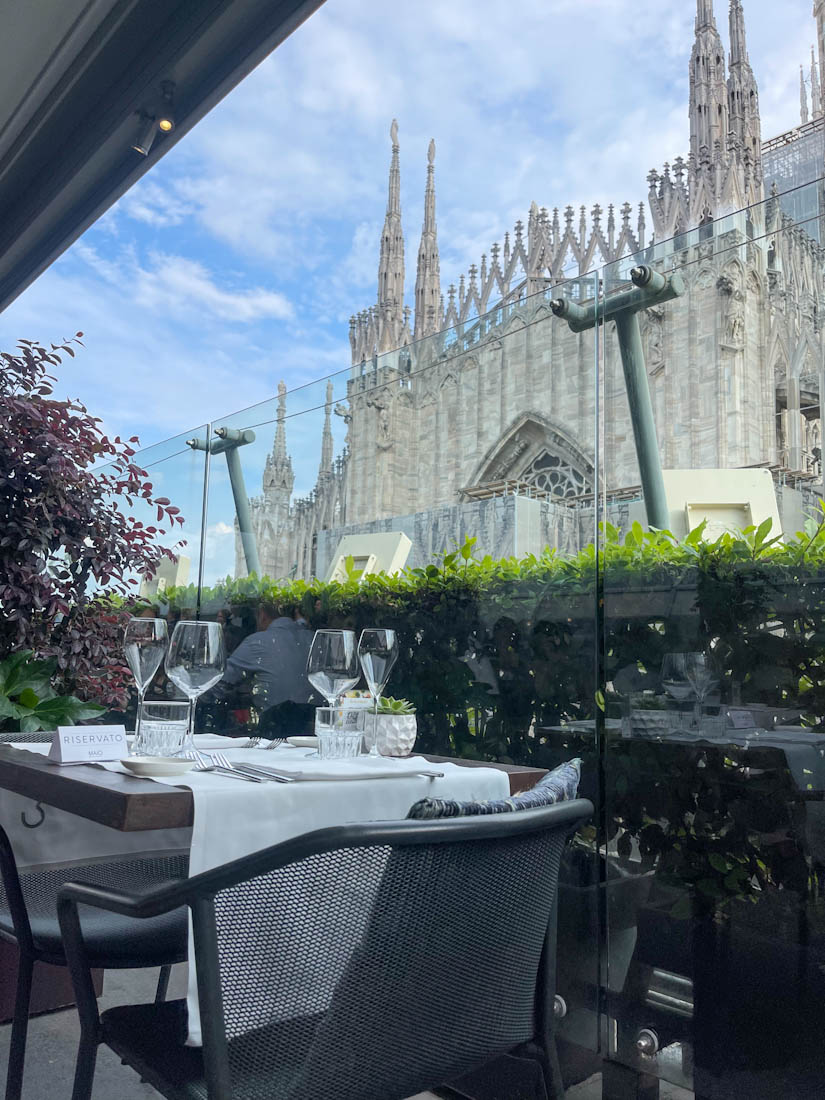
[183,750,264,783]
[265,738,286,750]
[227,761,295,783]
[208,750,294,784]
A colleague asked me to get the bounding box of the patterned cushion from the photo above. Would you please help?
[407,758,581,820]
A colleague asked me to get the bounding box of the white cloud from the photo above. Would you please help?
[0,0,818,462]
[134,254,293,322]
[119,180,194,228]
[73,242,293,323]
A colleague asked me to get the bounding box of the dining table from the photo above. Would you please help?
[0,737,547,1034]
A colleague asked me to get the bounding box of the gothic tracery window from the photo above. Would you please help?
[520,449,590,499]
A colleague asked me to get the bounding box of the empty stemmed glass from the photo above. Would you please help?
[306,630,360,711]
[358,629,398,756]
[684,652,718,728]
[164,621,226,754]
[661,654,694,705]
[123,618,168,747]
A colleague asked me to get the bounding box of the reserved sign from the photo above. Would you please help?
[48,725,127,765]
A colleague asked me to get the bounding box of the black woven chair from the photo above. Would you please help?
[58,797,592,1100]
[0,825,188,1100]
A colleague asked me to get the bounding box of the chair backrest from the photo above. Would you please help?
[193,798,592,1100]
[0,732,52,743]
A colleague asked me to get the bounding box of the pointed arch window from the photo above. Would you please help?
[520,450,590,499]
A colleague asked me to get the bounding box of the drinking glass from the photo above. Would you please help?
[164,621,226,753]
[306,630,359,710]
[684,652,719,728]
[123,618,168,745]
[315,708,366,759]
[358,629,398,756]
[133,700,189,757]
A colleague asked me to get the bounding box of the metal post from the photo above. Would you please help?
[615,311,670,530]
[186,427,261,577]
[551,265,683,531]
[223,442,261,575]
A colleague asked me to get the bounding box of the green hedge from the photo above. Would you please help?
[152,520,825,911]
[152,521,825,763]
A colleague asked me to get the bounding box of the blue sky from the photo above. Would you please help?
[0,0,816,579]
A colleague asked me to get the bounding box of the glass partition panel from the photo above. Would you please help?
[90,426,209,726]
[187,275,604,1069]
[600,180,825,1097]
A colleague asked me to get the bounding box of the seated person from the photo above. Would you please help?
[221,601,316,737]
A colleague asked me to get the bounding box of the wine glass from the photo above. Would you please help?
[306,630,359,712]
[123,618,168,747]
[359,629,398,756]
[684,652,719,728]
[661,653,694,714]
[164,621,226,753]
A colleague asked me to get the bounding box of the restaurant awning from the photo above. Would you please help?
[0,0,326,314]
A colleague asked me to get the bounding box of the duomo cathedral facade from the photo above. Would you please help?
[238,0,825,581]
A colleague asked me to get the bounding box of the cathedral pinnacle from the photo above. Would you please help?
[812,46,822,118]
[414,137,442,341]
[319,380,334,476]
[728,0,747,66]
[262,379,294,499]
[689,0,728,162]
[727,0,760,162]
[377,119,405,353]
[274,380,288,462]
[696,0,715,29]
[801,65,810,124]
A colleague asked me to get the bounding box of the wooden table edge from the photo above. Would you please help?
[0,747,545,830]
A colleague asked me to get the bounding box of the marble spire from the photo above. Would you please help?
[414,138,442,341]
[319,380,334,476]
[263,380,293,495]
[727,0,760,161]
[728,0,747,66]
[812,46,822,118]
[801,65,810,124]
[274,380,288,461]
[696,0,715,28]
[377,119,405,353]
[689,0,729,161]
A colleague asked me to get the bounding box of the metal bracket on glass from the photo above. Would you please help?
[186,426,260,575]
[551,265,685,531]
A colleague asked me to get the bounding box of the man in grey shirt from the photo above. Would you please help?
[222,602,316,736]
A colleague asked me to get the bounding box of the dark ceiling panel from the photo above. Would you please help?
[0,0,326,314]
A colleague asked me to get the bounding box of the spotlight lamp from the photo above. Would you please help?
[132,112,157,156]
[157,80,176,133]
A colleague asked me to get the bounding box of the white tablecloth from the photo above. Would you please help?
[0,740,509,1045]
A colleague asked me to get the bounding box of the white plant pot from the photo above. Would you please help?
[374,714,417,757]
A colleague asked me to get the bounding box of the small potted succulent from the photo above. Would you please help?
[374,696,417,757]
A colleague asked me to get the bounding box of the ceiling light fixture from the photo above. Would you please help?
[132,112,157,156]
[157,80,175,134]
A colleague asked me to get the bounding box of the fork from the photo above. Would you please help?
[210,750,296,784]
[265,738,286,750]
[182,750,263,783]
